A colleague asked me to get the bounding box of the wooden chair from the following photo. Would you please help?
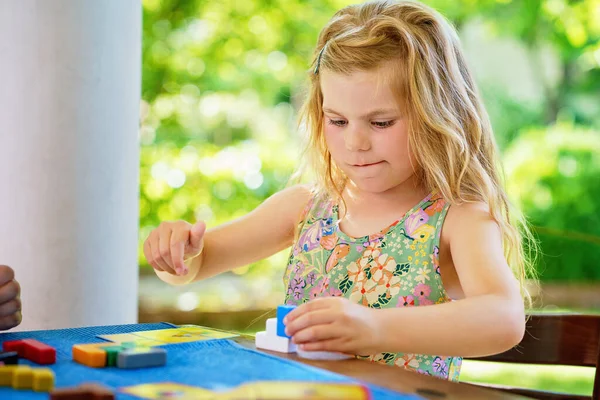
[467,314,600,400]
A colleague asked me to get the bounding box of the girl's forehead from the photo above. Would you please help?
[320,69,401,114]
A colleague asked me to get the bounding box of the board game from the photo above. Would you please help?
[0,322,422,399]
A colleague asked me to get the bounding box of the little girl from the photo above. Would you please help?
[144,0,533,381]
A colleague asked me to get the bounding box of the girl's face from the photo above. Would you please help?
[320,68,417,195]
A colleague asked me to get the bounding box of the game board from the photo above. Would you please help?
[97,325,238,347]
[121,381,371,399]
[0,322,422,400]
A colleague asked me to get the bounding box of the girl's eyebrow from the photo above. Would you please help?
[322,107,398,118]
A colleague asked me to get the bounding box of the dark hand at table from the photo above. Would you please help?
[0,265,22,331]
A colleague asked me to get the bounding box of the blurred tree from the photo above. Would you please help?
[138,0,600,284]
[432,0,600,127]
[505,122,600,281]
[139,0,340,280]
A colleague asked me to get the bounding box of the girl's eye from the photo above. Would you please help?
[372,120,395,128]
[328,119,347,127]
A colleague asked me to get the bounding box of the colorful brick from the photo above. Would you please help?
[72,344,107,368]
[102,346,122,367]
[2,339,56,365]
[0,365,18,386]
[22,339,56,364]
[32,368,55,392]
[0,351,19,365]
[2,340,26,356]
[116,347,166,369]
[276,305,296,338]
[50,382,115,399]
[12,365,34,389]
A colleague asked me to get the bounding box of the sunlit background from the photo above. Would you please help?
[137,0,600,395]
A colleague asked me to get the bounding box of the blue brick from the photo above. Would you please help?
[276,305,296,338]
[116,347,167,369]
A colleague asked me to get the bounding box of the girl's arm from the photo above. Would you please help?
[374,202,526,357]
[157,184,311,285]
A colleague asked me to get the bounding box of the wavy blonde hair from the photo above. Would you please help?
[294,0,537,306]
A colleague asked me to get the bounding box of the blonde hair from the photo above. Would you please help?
[294,0,537,306]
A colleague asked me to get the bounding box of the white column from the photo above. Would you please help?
[0,1,141,330]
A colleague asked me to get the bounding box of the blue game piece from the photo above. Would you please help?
[276,305,296,338]
[116,347,166,369]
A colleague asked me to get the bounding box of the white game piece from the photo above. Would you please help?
[266,318,278,335]
[255,331,297,353]
[296,348,353,360]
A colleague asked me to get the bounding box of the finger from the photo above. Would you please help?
[291,323,339,345]
[0,298,21,318]
[0,280,20,304]
[158,226,175,271]
[170,228,188,274]
[148,233,174,274]
[286,309,334,337]
[189,221,206,250]
[0,265,15,286]
[143,238,156,268]
[0,311,22,331]
[144,240,163,272]
[299,338,353,354]
[285,297,332,323]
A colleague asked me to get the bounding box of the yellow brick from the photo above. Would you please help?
[0,366,18,386]
[12,366,33,389]
[32,368,55,392]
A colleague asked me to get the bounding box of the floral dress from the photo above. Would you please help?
[283,190,462,381]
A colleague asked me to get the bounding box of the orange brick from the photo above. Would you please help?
[72,344,107,368]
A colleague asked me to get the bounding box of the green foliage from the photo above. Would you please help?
[461,360,595,397]
[440,0,600,128]
[504,122,600,281]
[139,0,600,282]
[138,0,337,277]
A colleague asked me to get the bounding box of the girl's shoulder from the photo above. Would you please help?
[256,184,315,234]
[289,184,337,225]
[445,201,491,226]
[276,183,315,214]
[442,200,493,245]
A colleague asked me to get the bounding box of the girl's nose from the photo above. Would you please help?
[344,125,371,152]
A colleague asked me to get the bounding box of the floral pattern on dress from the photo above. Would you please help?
[283,191,462,382]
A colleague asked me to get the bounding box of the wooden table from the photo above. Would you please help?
[234,336,531,400]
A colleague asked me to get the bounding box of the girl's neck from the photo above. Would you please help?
[340,174,429,219]
[343,173,428,209]
[335,173,430,237]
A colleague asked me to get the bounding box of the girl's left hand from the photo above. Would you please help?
[284,297,381,355]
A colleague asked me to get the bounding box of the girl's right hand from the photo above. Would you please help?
[143,221,206,276]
